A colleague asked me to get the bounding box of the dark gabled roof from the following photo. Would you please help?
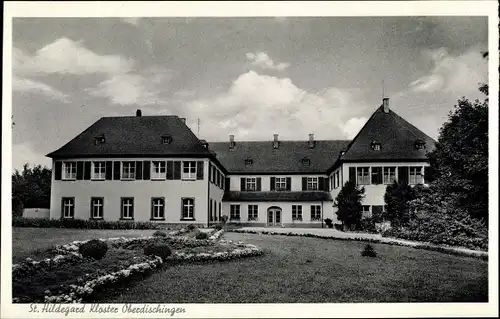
[339,105,436,162]
[209,140,350,174]
[222,191,333,202]
[47,115,213,158]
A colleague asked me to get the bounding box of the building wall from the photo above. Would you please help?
[23,208,50,219]
[229,174,328,191]
[50,157,210,225]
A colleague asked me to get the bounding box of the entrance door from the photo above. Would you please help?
[267,207,282,227]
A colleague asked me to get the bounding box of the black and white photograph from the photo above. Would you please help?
[2,1,498,318]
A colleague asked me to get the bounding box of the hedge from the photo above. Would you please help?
[12,217,161,230]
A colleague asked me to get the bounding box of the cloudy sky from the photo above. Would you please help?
[11,16,488,170]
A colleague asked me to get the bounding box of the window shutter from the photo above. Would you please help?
[136,161,143,180]
[424,166,434,183]
[257,177,262,191]
[270,177,276,191]
[322,177,329,191]
[302,177,307,190]
[398,166,409,184]
[143,161,151,180]
[76,162,84,180]
[286,177,292,191]
[240,178,246,191]
[105,161,113,180]
[196,161,204,180]
[84,161,91,180]
[371,167,382,185]
[225,177,230,191]
[173,161,181,180]
[209,164,212,182]
[166,161,173,180]
[55,162,62,180]
[349,167,356,183]
[113,161,121,180]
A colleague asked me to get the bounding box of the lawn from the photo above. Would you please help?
[12,227,157,263]
[95,232,488,303]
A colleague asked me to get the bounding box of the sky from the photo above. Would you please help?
[11,16,488,171]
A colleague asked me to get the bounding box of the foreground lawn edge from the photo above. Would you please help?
[227,229,487,260]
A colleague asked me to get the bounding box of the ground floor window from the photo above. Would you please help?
[248,205,258,221]
[181,198,195,220]
[151,197,165,220]
[121,197,134,219]
[90,197,104,219]
[362,205,371,218]
[230,204,241,221]
[310,205,321,221]
[62,197,75,218]
[292,205,302,221]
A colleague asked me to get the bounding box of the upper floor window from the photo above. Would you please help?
[371,141,381,151]
[62,197,75,218]
[62,161,77,180]
[356,167,370,185]
[182,161,197,180]
[335,171,340,189]
[92,161,106,180]
[415,139,426,150]
[246,177,257,191]
[162,135,172,144]
[181,198,195,220]
[383,167,397,184]
[151,161,166,180]
[121,161,136,180]
[151,198,165,220]
[307,177,319,190]
[409,166,423,184]
[275,177,287,191]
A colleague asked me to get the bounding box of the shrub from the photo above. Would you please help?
[195,232,209,240]
[144,244,171,260]
[221,215,229,225]
[187,224,196,231]
[214,224,223,231]
[360,217,377,233]
[361,244,377,257]
[12,217,161,230]
[324,218,333,228]
[334,180,365,230]
[384,181,416,227]
[153,230,167,237]
[334,223,343,231]
[79,239,108,260]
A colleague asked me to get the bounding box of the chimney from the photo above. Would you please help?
[229,135,235,149]
[136,109,142,117]
[179,117,186,123]
[308,133,315,148]
[273,134,279,149]
[382,97,390,113]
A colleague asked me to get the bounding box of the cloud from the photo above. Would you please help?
[342,117,368,139]
[12,143,51,172]
[121,17,141,26]
[409,47,487,95]
[182,71,370,141]
[245,51,290,71]
[13,37,133,76]
[87,67,175,106]
[12,76,69,103]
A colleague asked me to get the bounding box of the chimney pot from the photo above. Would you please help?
[308,133,315,148]
[229,135,235,149]
[382,97,390,113]
[273,134,279,149]
[136,109,142,117]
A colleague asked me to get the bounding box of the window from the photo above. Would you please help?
[329,175,333,190]
[310,205,321,221]
[362,205,371,218]
[292,205,302,221]
[62,161,77,180]
[230,204,241,221]
[246,177,257,191]
[383,167,397,184]
[151,161,166,180]
[409,166,423,184]
[91,197,104,219]
[121,161,136,180]
[62,197,75,218]
[301,157,311,166]
[415,140,425,150]
[307,177,319,190]
[92,161,106,180]
[151,198,165,220]
[371,141,381,151]
[121,198,134,220]
[181,198,195,220]
[335,171,340,188]
[275,177,287,191]
[248,205,258,221]
[356,167,370,185]
[162,135,172,144]
[94,136,105,145]
[182,161,197,180]
[244,158,253,166]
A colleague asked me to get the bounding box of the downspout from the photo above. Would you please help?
[321,200,324,228]
[207,161,210,228]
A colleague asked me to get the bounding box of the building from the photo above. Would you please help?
[47,98,435,227]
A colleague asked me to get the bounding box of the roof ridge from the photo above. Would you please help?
[208,139,351,143]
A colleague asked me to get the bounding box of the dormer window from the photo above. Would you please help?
[244,158,253,166]
[415,140,426,150]
[161,135,172,145]
[301,157,311,166]
[94,135,105,145]
[371,141,381,151]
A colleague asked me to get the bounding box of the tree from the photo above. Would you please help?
[383,181,416,227]
[334,180,365,230]
[426,85,488,223]
[12,164,52,216]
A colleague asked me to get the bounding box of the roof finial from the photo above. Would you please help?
[382,79,385,99]
[197,118,200,137]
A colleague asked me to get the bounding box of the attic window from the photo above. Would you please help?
[371,141,381,151]
[244,158,253,166]
[415,140,426,150]
[161,135,172,145]
[301,157,311,166]
[94,135,105,145]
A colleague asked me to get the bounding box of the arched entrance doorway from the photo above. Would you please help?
[267,206,282,227]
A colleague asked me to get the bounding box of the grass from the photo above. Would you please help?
[96,232,488,303]
[12,227,156,263]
